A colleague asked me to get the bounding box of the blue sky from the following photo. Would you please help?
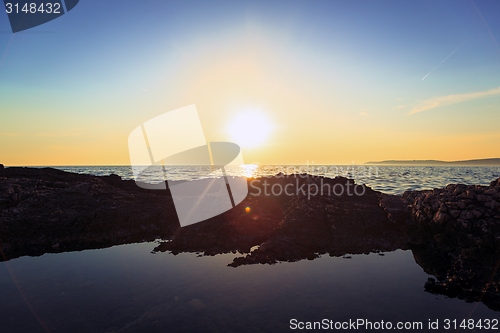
[1,0,499,165]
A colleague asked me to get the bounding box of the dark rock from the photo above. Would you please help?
[485,188,497,196]
[1,166,500,311]
[0,166,179,260]
[477,194,491,202]
[158,175,409,266]
[460,190,475,200]
[433,211,448,223]
[225,177,407,267]
[404,177,500,311]
[471,209,482,218]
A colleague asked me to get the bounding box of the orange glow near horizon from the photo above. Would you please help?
[1,10,499,167]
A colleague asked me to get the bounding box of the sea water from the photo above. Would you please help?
[50,165,500,194]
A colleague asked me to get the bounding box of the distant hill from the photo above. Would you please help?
[365,158,500,166]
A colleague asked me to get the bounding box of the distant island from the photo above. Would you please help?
[365,158,500,166]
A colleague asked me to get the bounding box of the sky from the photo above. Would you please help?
[0,0,499,165]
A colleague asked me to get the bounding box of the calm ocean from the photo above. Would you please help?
[51,165,500,194]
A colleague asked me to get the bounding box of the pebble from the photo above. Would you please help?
[187,299,205,310]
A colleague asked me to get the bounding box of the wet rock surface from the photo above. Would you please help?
[1,166,500,310]
[404,179,500,310]
[0,167,179,260]
[225,177,408,267]
[152,175,409,263]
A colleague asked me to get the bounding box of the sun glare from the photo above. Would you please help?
[227,110,273,148]
[241,163,259,178]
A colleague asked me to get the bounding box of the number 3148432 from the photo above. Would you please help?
[5,3,61,14]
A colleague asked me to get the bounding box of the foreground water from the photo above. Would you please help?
[2,166,500,332]
[1,244,497,333]
[50,165,500,195]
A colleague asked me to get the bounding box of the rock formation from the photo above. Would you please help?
[404,179,500,310]
[1,166,499,310]
[0,167,178,260]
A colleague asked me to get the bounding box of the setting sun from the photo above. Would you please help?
[227,110,274,148]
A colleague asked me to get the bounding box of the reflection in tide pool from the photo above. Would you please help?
[0,243,496,332]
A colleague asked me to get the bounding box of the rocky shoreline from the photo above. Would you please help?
[0,165,499,310]
[404,179,500,311]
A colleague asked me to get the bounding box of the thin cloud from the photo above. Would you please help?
[393,105,408,110]
[410,86,500,115]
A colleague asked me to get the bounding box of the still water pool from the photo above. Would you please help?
[1,242,497,332]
